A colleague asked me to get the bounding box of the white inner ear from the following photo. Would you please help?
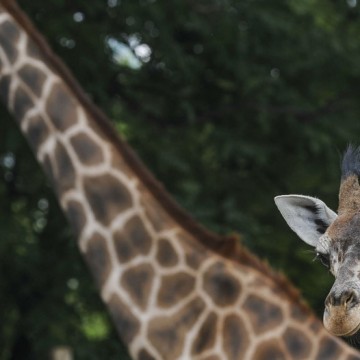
[274,195,337,247]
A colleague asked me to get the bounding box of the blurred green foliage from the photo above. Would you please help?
[2,0,360,358]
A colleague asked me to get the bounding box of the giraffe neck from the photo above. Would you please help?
[1,1,360,359]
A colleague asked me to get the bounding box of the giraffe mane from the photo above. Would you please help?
[1,0,313,316]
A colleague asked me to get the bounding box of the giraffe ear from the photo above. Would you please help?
[274,195,338,247]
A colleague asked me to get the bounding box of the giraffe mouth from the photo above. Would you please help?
[323,305,360,337]
[341,321,360,337]
[325,320,360,338]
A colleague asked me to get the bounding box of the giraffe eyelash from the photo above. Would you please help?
[315,252,330,269]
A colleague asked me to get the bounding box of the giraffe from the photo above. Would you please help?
[1,0,360,359]
[276,145,360,347]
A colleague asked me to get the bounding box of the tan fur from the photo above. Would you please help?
[339,175,360,214]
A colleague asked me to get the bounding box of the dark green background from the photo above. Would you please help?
[2,0,360,358]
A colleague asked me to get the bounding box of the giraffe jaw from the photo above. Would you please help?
[343,322,360,337]
[323,305,360,337]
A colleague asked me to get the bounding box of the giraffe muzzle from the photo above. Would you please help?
[323,288,360,337]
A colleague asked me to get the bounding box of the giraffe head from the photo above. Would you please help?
[275,146,360,341]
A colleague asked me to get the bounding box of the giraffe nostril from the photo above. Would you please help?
[326,289,359,309]
[325,293,333,308]
[343,291,358,308]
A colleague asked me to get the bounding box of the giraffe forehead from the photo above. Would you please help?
[327,212,360,244]
[325,231,360,274]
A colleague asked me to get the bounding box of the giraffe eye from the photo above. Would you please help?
[316,252,330,268]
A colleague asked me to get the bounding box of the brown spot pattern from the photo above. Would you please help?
[203,262,241,307]
[243,294,283,334]
[46,82,78,132]
[65,200,86,236]
[121,264,154,310]
[252,340,286,360]
[18,64,46,97]
[84,232,111,288]
[4,11,357,360]
[185,251,205,270]
[83,174,133,226]
[107,294,140,343]
[309,320,322,334]
[191,312,217,355]
[12,86,34,121]
[70,132,104,166]
[0,20,19,63]
[114,215,152,263]
[157,272,195,308]
[223,314,249,360]
[283,327,311,359]
[148,297,205,359]
[156,238,179,267]
[290,305,308,322]
[316,337,342,360]
[26,114,50,151]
